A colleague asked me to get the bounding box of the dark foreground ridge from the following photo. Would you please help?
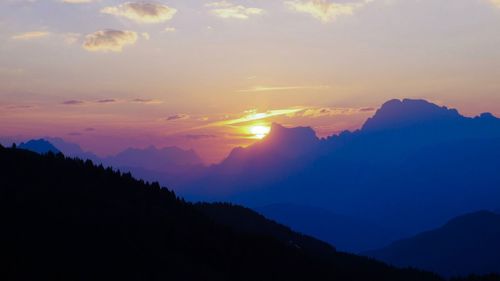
[0,145,497,281]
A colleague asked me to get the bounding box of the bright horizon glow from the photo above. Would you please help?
[249,125,271,139]
[1,0,500,163]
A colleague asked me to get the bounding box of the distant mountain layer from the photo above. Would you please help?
[365,211,500,277]
[180,99,500,242]
[0,146,450,281]
[17,138,205,187]
[18,139,60,154]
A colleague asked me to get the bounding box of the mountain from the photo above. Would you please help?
[256,203,403,253]
[105,146,203,172]
[44,137,101,163]
[365,211,500,277]
[16,138,205,188]
[179,98,500,250]
[18,139,60,154]
[0,145,450,281]
[361,99,462,131]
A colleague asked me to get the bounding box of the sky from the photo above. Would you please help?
[1,0,500,163]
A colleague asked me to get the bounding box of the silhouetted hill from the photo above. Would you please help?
[0,145,449,281]
[256,203,403,253]
[196,203,337,258]
[365,211,500,277]
[18,139,60,154]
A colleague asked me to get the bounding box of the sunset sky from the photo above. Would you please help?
[1,0,500,162]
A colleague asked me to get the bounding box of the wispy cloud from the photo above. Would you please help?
[97,99,116,103]
[301,106,375,117]
[166,114,189,121]
[285,0,373,23]
[184,134,217,140]
[83,29,138,52]
[206,1,264,19]
[238,85,330,93]
[11,31,50,40]
[211,108,304,126]
[131,98,163,104]
[101,2,177,23]
[62,100,85,105]
[164,27,176,33]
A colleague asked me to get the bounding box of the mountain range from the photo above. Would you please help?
[178,99,500,249]
[11,98,500,255]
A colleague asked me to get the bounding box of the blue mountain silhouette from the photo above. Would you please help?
[18,139,60,154]
[180,98,500,251]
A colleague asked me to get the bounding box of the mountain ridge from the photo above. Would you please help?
[364,211,500,277]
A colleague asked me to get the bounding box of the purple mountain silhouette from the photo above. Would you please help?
[105,146,203,173]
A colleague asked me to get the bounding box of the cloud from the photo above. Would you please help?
[211,108,304,126]
[11,31,50,40]
[285,0,373,23]
[5,104,34,109]
[164,27,176,33]
[84,127,96,131]
[97,99,116,103]
[83,29,138,52]
[184,134,217,140]
[360,107,375,112]
[131,98,163,104]
[166,114,189,121]
[62,100,85,105]
[238,85,330,93]
[301,106,375,117]
[206,1,264,19]
[101,2,177,24]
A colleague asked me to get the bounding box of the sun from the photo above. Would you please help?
[250,125,271,139]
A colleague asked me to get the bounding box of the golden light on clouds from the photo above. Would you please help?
[285,0,373,23]
[206,1,264,19]
[11,31,50,40]
[82,29,138,52]
[211,108,305,127]
[101,2,177,24]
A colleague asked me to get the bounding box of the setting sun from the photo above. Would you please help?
[250,125,271,139]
